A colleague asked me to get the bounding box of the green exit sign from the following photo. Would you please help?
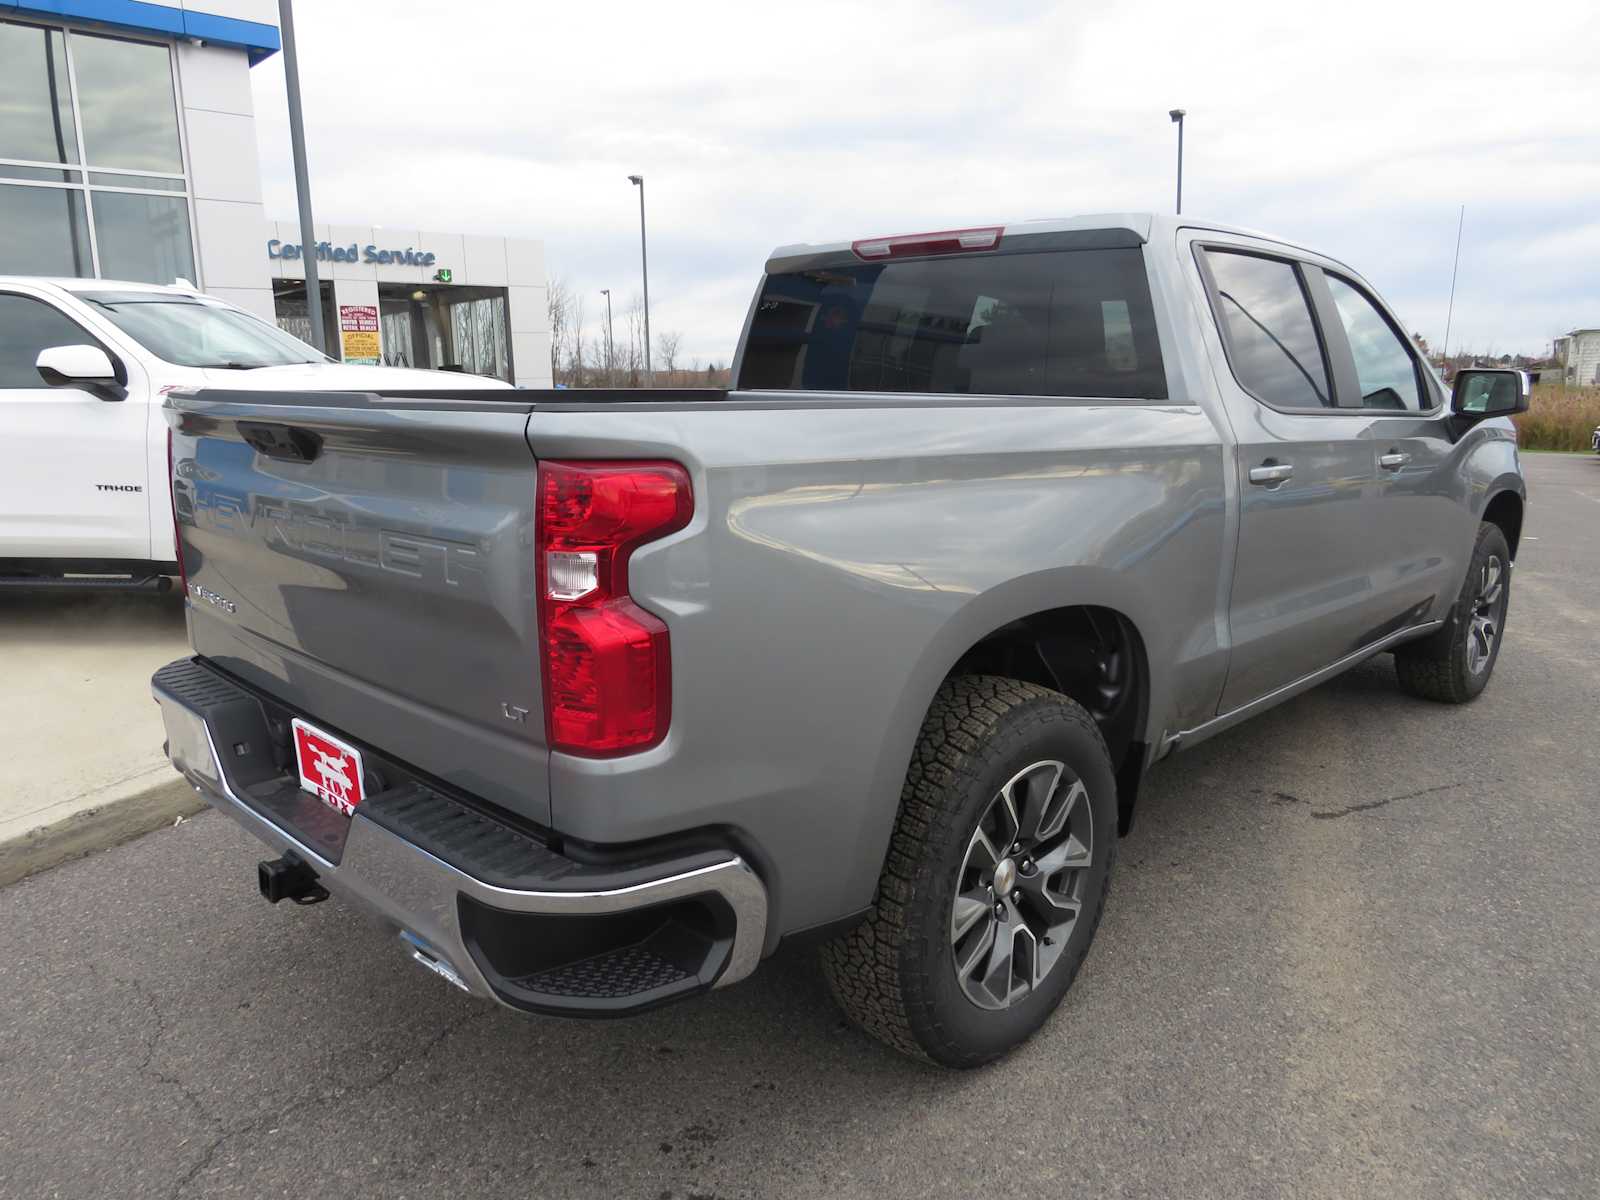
[433,268,452,283]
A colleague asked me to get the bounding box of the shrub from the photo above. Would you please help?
[1511,383,1600,452]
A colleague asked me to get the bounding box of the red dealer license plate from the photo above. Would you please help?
[291,718,366,817]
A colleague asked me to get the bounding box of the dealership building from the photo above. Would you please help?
[0,2,551,385]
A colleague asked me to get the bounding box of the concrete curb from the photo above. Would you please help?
[0,776,206,889]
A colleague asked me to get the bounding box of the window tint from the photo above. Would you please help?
[1203,250,1331,408]
[0,294,102,388]
[738,247,1166,399]
[1326,275,1423,411]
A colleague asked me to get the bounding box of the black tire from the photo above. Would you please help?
[1395,521,1511,704]
[820,675,1117,1068]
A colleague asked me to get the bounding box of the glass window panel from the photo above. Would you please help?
[0,182,92,276]
[90,190,194,283]
[0,21,78,164]
[88,171,184,192]
[380,306,415,368]
[0,164,81,182]
[272,281,333,352]
[1204,250,1331,408]
[75,292,323,367]
[70,33,182,173]
[1326,275,1423,411]
[739,247,1167,398]
[491,295,508,379]
[0,293,104,389]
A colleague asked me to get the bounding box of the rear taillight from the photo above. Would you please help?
[167,426,188,596]
[536,460,692,756]
[851,226,1003,260]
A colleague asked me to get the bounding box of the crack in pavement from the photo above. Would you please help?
[1309,777,1499,820]
[126,975,223,1135]
[164,1003,495,1200]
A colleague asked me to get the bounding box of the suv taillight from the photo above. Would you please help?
[536,460,692,756]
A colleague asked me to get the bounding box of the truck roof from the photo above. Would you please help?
[764,212,1319,271]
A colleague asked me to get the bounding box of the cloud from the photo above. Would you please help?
[251,0,1600,365]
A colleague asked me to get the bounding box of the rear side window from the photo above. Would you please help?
[738,247,1166,399]
[0,293,103,389]
[1202,249,1331,409]
[1325,275,1424,411]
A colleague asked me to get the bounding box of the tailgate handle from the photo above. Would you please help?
[238,421,323,463]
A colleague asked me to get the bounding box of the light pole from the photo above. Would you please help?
[279,0,326,354]
[1169,108,1186,215]
[600,287,616,387]
[627,174,653,386]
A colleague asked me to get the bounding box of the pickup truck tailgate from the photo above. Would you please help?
[168,392,551,825]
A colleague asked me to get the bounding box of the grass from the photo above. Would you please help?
[1511,383,1600,452]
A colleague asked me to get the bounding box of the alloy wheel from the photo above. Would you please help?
[950,760,1094,1011]
[1466,555,1504,676]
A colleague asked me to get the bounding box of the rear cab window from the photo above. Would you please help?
[738,244,1167,399]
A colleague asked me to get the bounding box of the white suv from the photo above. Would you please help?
[0,278,511,588]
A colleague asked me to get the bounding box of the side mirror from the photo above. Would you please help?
[1450,368,1530,420]
[36,344,124,393]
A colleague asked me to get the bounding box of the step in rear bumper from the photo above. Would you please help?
[152,657,767,1016]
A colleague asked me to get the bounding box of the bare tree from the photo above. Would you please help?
[622,293,646,387]
[566,295,588,387]
[546,276,572,383]
[657,330,683,382]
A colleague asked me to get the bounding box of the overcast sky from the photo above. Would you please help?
[250,0,1599,368]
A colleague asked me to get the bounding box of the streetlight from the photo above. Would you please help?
[627,174,653,386]
[600,287,616,387]
[280,0,326,354]
[1168,108,1186,215]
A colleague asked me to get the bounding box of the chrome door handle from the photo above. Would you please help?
[1378,451,1411,470]
[1248,463,1294,485]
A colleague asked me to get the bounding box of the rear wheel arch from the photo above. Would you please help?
[843,586,1163,945]
[944,604,1152,834]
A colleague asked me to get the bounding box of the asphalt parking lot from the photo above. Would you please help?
[1,453,1595,1200]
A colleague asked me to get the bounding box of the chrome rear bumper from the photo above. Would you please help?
[153,658,767,1014]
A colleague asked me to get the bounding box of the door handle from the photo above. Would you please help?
[1378,451,1411,471]
[1248,462,1294,486]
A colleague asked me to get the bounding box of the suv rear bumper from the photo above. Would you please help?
[152,657,767,1016]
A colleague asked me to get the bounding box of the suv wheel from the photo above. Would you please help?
[820,675,1117,1067]
[1395,521,1512,704]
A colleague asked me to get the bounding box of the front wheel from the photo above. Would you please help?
[1395,521,1511,703]
[820,675,1117,1067]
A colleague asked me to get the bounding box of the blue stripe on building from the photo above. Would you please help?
[5,1,280,62]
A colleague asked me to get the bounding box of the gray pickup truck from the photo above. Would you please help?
[154,213,1529,1067]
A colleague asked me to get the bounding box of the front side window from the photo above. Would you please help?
[1326,275,1423,411]
[1203,249,1331,409]
[0,294,103,389]
[738,247,1167,399]
[74,293,325,369]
